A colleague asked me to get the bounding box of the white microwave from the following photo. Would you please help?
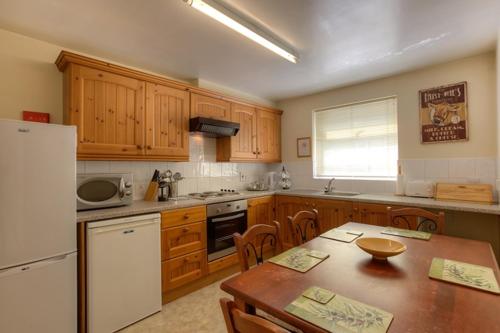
[77,173,133,211]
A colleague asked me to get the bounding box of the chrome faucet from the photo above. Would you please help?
[324,177,336,194]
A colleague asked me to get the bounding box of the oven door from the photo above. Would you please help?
[77,176,125,211]
[207,211,247,261]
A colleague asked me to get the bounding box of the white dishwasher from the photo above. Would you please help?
[87,213,162,333]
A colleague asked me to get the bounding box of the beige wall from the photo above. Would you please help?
[0,28,274,124]
[278,52,497,162]
[0,29,64,123]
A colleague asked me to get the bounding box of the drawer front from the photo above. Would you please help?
[161,206,206,228]
[162,250,208,291]
[162,221,206,260]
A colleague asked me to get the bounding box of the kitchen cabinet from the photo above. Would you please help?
[308,198,354,232]
[256,109,281,162]
[353,202,416,227]
[162,249,208,291]
[160,206,208,299]
[190,93,231,121]
[65,64,146,158]
[217,105,282,163]
[161,221,206,260]
[56,51,283,162]
[145,83,190,160]
[247,196,275,228]
[275,196,307,248]
[216,103,257,161]
[276,195,354,247]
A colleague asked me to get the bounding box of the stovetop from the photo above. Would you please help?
[187,190,240,200]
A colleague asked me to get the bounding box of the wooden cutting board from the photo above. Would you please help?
[435,183,494,204]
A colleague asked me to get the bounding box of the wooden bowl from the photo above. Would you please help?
[356,237,407,261]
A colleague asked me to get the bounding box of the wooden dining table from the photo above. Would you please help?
[220,222,500,333]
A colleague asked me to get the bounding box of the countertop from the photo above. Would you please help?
[77,189,500,223]
[77,190,275,223]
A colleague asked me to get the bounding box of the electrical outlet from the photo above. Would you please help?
[239,173,246,182]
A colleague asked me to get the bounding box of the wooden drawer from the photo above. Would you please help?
[161,221,206,260]
[162,250,208,291]
[161,206,206,228]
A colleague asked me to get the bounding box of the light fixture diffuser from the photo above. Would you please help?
[183,0,298,63]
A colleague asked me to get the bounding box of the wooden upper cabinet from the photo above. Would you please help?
[217,104,281,163]
[145,83,189,159]
[231,103,257,159]
[69,64,145,157]
[256,109,281,162]
[190,93,231,121]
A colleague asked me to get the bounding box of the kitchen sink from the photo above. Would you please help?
[320,191,361,197]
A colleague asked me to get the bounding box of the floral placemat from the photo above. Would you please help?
[381,227,431,240]
[428,258,500,294]
[320,229,364,243]
[285,289,393,333]
[268,247,329,273]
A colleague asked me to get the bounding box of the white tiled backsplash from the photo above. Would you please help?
[277,157,498,194]
[78,136,274,200]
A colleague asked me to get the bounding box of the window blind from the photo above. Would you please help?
[313,97,398,179]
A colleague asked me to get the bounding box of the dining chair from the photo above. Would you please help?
[220,298,290,333]
[233,221,283,273]
[287,209,320,246]
[386,207,445,234]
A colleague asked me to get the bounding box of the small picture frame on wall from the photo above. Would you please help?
[297,137,311,158]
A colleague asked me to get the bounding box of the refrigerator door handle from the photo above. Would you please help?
[0,254,70,279]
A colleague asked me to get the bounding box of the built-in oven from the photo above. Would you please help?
[77,173,133,211]
[207,199,248,261]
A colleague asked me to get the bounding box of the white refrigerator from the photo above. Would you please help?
[0,119,77,333]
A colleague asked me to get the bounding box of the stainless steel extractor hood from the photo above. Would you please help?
[189,117,240,137]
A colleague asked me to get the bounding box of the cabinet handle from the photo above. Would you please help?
[136,145,143,149]
[147,145,152,150]
[253,151,257,155]
[183,214,189,219]
[182,227,189,233]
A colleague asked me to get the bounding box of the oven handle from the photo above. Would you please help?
[210,213,245,223]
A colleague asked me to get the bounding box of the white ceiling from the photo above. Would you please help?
[0,0,499,102]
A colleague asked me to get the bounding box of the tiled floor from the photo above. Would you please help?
[119,278,231,333]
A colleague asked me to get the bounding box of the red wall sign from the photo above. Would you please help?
[22,111,50,123]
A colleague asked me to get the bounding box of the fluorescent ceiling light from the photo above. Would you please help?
[183,0,298,63]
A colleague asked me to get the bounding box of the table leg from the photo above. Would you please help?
[234,297,256,315]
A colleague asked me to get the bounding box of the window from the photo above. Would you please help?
[313,97,398,180]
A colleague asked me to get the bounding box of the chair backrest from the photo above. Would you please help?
[220,298,289,333]
[387,207,445,234]
[287,209,320,246]
[233,221,282,273]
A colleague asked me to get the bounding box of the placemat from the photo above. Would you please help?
[285,289,393,333]
[381,227,431,240]
[268,247,329,273]
[320,229,364,243]
[429,258,500,294]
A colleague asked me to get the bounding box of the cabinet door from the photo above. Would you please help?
[247,196,275,228]
[190,93,231,121]
[230,103,257,160]
[309,199,354,232]
[71,65,145,156]
[275,196,307,248]
[162,250,207,291]
[145,83,189,159]
[161,222,206,260]
[353,202,393,226]
[257,109,281,162]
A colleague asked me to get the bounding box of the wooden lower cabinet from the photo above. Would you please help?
[161,221,206,260]
[162,250,208,291]
[247,195,275,228]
